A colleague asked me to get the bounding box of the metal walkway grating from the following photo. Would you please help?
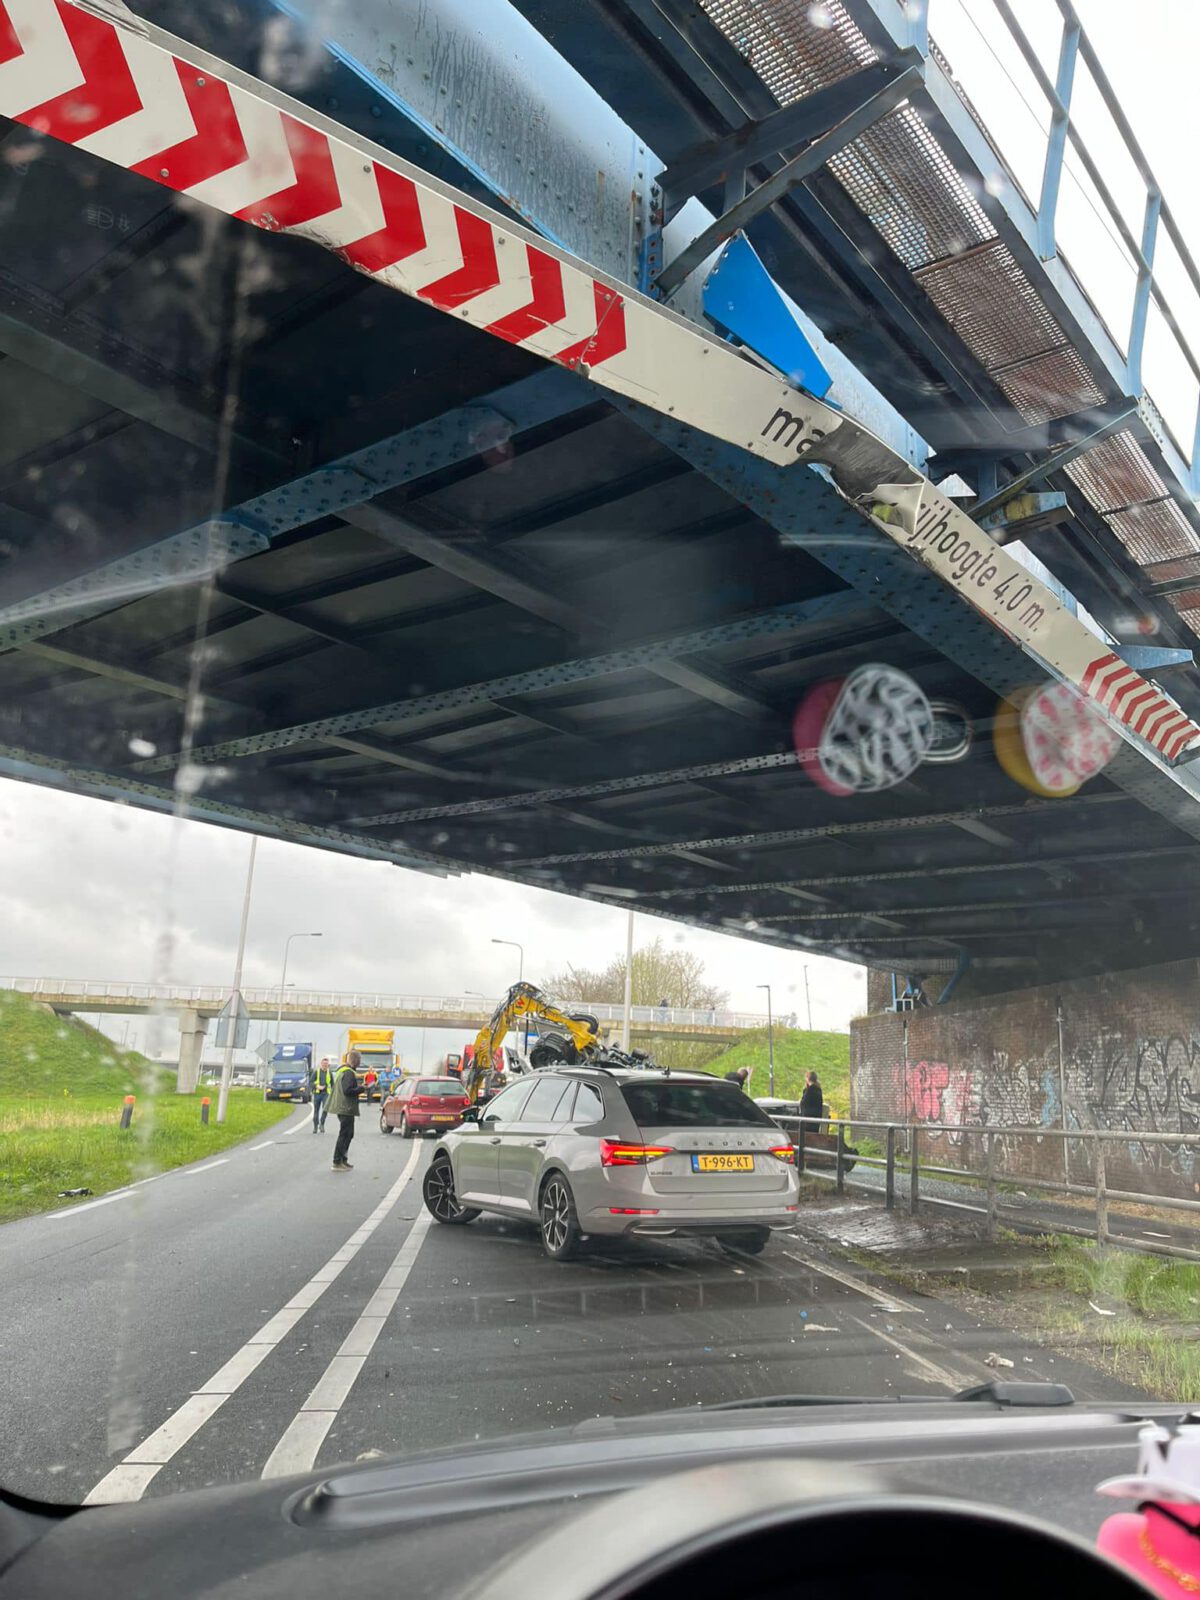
[697,0,1200,633]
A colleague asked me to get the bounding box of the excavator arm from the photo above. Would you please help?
[464,983,601,1100]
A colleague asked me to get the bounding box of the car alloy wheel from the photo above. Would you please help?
[423,1157,480,1225]
[399,1113,411,1139]
[539,1174,581,1261]
[380,1110,393,1134]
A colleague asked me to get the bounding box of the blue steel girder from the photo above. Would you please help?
[265,0,928,473]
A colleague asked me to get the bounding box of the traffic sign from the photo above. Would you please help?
[254,1039,275,1063]
[215,991,251,1049]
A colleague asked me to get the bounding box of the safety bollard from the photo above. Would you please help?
[119,1095,135,1129]
[794,1122,805,1174]
[200,1097,210,1126]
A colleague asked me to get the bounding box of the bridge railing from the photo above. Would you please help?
[767,1108,1200,1264]
[0,977,771,1030]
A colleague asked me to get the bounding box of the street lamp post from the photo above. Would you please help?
[217,836,257,1124]
[491,938,526,1049]
[620,909,635,1052]
[802,965,813,1031]
[757,983,775,1098]
[275,932,322,1077]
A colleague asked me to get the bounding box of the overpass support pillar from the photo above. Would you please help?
[177,1009,208,1094]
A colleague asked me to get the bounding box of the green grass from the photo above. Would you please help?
[0,988,293,1222]
[709,1026,851,1109]
[954,1231,1200,1401]
[0,1091,295,1223]
[0,987,173,1097]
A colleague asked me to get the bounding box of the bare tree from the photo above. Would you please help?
[543,936,727,1011]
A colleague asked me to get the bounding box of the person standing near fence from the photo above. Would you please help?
[800,1071,824,1131]
[328,1050,361,1171]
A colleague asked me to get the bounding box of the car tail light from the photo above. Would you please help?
[769,1145,796,1164]
[599,1139,674,1166]
[609,1207,660,1215]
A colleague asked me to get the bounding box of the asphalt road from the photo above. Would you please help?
[0,1108,1129,1507]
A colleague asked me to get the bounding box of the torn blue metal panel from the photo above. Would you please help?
[702,235,833,399]
[1117,646,1195,673]
[274,0,928,470]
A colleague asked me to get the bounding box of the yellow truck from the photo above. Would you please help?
[343,1027,399,1103]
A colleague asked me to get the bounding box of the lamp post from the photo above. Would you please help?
[757,983,775,1098]
[217,836,257,1124]
[492,938,526,1049]
[276,932,321,1045]
[802,965,813,1031]
[491,938,524,981]
[621,909,634,1052]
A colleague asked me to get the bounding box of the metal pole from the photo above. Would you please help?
[1056,998,1070,1186]
[835,1120,846,1193]
[491,938,526,1048]
[621,909,634,1052]
[757,983,774,1095]
[1095,1138,1108,1247]
[909,1126,920,1213]
[217,836,257,1125]
[803,965,812,1031]
[985,1130,997,1241]
[885,1125,896,1210]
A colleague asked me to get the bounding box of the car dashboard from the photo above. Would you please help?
[0,1399,1180,1600]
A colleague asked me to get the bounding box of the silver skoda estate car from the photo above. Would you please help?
[421,1068,800,1259]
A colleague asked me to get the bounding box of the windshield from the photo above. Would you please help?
[3,0,1199,1517]
[623,1081,777,1129]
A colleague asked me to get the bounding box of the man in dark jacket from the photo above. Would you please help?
[723,1067,751,1091]
[328,1051,361,1171]
[800,1071,824,1131]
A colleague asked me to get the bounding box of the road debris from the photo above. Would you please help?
[984,1352,1015,1369]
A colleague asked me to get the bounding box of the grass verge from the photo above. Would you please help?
[714,1027,851,1108]
[0,1091,295,1223]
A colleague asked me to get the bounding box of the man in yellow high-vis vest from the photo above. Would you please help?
[311,1057,334,1134]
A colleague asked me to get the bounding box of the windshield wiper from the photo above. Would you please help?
[701,1380,1075,1411]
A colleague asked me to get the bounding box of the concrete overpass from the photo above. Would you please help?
[5,978,769,1090]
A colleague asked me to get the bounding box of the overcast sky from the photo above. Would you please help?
[1,0,1193,1068]
[0,779,865,1064]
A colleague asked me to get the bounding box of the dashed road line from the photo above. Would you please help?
[180,1158,229,1177]
[249,1141,275,1151]
[261,1208,434,1478]
[83,1143,423,1504]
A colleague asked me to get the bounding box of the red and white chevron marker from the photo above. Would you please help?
[2,0,1199,771]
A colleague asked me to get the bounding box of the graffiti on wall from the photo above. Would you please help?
[893,1038,1200,1185]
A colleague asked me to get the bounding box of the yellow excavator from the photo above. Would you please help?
[463,982,652,1101]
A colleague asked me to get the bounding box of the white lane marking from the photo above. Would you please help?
[84,1143,422,1505]
[847,1313,969,1390]
[249,1142,276,1151]
[783,1245,978,1390]
[782,1248,910,1314]
[46,1191,131,1220]
[278,1118,307,1136]
[181,1159,230,1177]
[261,1209,433,1479]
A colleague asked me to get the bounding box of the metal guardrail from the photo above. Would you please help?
[770,1112,1200,1264]
[0,977,771,1030]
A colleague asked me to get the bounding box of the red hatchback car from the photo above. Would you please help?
[380,1076,472,1138]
